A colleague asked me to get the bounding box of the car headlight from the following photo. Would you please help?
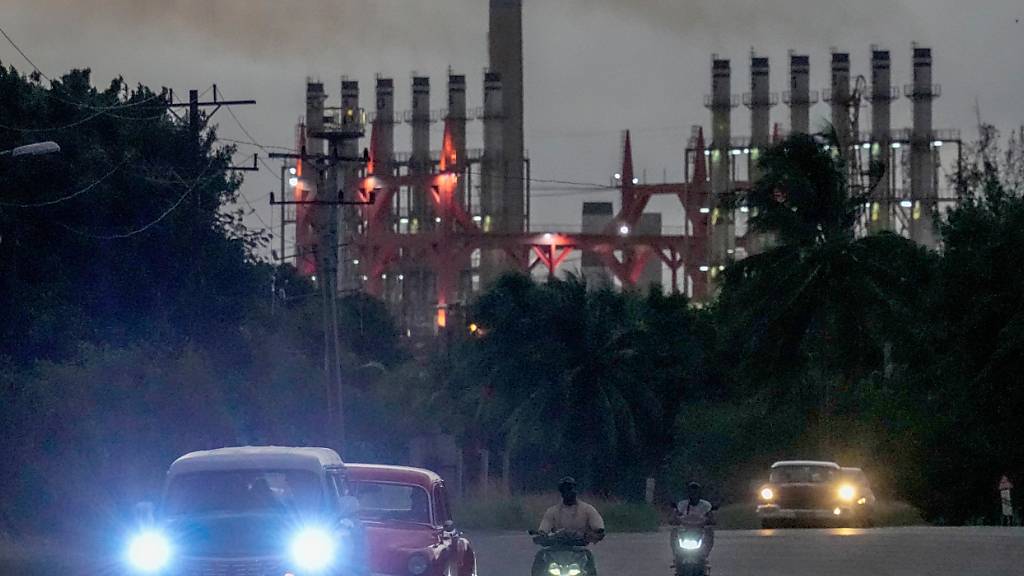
[760,487,774,501]
[838,484,856,502]
[127,530,172,573]
[291,527,336,572]
[408,553,429,575]
[679,538,703,551]
[547,562,582,576]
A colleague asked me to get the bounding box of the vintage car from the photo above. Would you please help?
[756,460,874,528]
[124,446,364,576]
[346,464,476,576]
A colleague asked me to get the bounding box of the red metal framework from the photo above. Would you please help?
[350,119,719,323]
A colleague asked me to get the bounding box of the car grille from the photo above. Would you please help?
[175,557,286,576]
[776,485,831,509]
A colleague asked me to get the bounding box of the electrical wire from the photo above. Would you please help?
[0,109,106,133]
[466,170,616,191]
[215,88,283,235]
[57,157,217,240]
[1,23,166,113]
[0,157,129,207]
[219,137,297,152]
[0,23,53,84]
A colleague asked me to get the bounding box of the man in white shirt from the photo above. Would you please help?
[674,482,715,558]
[538,477,606,543]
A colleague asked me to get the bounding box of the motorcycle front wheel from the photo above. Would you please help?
[675,563,708,576]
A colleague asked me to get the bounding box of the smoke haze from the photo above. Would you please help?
[4,0,1022,255]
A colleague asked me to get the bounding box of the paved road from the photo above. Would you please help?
[471,527,1024,576]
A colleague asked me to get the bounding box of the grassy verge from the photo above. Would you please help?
[714,500,928,530]
[453,493,660,533]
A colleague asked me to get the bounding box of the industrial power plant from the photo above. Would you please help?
[277,0,961,335]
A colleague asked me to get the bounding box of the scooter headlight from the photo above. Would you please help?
[679,538,703,551]
[127,530,172,573]
[290,527,335,572]
[547,562,582,576]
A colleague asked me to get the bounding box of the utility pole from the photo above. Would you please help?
[269,143,372,450]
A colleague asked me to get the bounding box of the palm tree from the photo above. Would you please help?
[463,274,661,494]
[716,133,934,436]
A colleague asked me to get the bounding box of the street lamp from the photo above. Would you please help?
[0,141,60,158]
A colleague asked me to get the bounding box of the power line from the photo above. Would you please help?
[219,137,296,153]
[0,23,52,84]
[57,157,217,240]
[1,23,166,113]
[0,92,167,133]
[0,157,129,207]
[0,109,106,133]
[466,170,615,190]
[216,89,277,234]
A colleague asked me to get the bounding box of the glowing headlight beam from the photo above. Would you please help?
[127,531,172,573]
[838,484,857,502]
[680,538,703,551]
[290,527,335,572]
[760,487,774,501]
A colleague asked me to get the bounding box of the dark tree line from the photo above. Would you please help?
[2,65,1022,539]
[440,129,1024,525]
[0,66,408,538]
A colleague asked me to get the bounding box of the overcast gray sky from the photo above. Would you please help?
[3,1,1022,257]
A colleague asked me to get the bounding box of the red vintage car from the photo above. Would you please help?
[346,464,476,576]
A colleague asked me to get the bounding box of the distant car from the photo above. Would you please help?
[756,460,873,528]
[124,446,366,576]
[347,464,476,576]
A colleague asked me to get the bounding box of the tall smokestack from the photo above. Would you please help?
[408,76,435,326]
[447,73,468,205]
[747,54,773,179]
[305,80,328,278]
[746,54,774,255]
[339,79,360,290]
[870,48,894,232]
[410,76,431,232]
[707,57,735,267]
[908,44,937,248]
[481,71,506,280]
[829,52,852,152]
[374,77,395,175]
[488,0,525,234]
[786,53,813,134]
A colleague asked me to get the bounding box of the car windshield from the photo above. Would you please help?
[351,481,431,524]
[770,466,837,484]
[163,470,323,516]
[842,469,869,484]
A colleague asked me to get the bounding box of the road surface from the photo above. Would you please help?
[471,527,1024,576]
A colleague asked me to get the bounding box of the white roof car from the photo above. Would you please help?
[771,460,840,469]
[168,446,343,476]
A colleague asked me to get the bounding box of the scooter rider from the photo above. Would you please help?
[674,482,715,557]
[539,477,606,543]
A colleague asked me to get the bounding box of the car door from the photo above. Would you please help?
[435,482,475,576]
